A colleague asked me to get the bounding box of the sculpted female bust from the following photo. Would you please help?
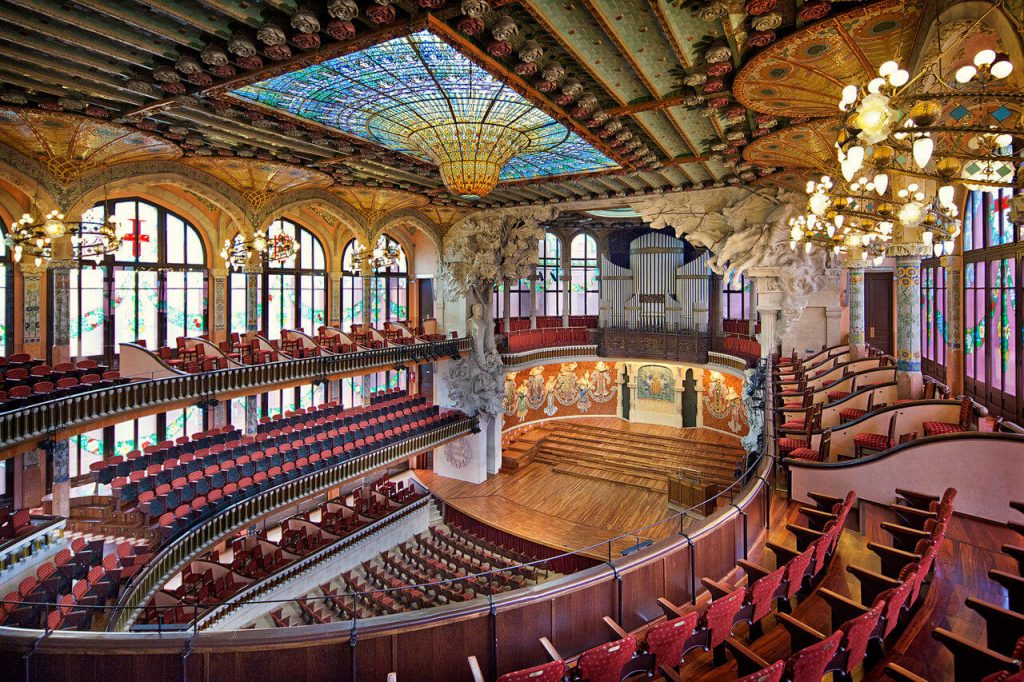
[467,302,486,358]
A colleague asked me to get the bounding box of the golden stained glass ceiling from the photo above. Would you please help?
[184,157,333,212]
[0,108,180,184]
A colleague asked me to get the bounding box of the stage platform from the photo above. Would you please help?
[416,418,744,560]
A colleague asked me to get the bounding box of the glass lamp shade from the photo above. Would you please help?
[407,122,531,197]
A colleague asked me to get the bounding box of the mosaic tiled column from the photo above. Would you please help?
[20,263,45,359]
[211,268,227,343]
[360,260,373,329]
[245,394,259,434]
[847,267,866,359]
[49,259,74,365]
[50,439,69,518]
[943,255,963,396]
[243,263,261,431]
[329,274,342,327]
[894,249,928,399]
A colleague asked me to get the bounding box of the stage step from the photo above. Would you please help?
[534,438,738,482]
[551,462,668,493]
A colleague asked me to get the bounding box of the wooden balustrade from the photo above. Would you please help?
[109,415,478,632]
[596,328,711,363]
[0,337,470,453]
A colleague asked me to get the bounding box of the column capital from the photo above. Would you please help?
[241,262,262,274]
[210,267,229,278]
[940,254,962,270]
[888,243,932,258]
[47,258,78,271]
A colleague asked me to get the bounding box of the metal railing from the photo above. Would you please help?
[0,337,470,451]
[108,415,478,632]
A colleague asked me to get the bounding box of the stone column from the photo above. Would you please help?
[245,393,259,434]
[693,370,705,428]
[942,255,963,396]
[210,267,228,344]
[754,278,783,358]
[529,274,539,329]
[825,307,843,347]
[20,262,46,360]
[50,439,70,518]
[502,278,512,334]
[561,259,571,328]
[48,259,75,365]
[892,245,929,400]
[847,267,867,359]
[329,274,342,328]
[747,278,758,337]
[243,262,261,337]
[360,261,374,329]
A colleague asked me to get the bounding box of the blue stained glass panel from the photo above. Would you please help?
[231,31,617,182]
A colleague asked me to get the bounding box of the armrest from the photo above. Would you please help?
[658,597,686,620]
[818,588,868,630]
[798,506,836,531]
[884,663,929,682]
[966,598,1024,654]
[1002,544,1024,573]
[889,503,936,529]
[880,521,931,551]
[602,616,631,640]
[787,523,825,551]
[988,570,1024,612]
[1010,521,1024,536]
[867,542,922,579]
[468,656,486,682]
[539,637,563,662]
[725,637,771,677]
[808,492,844,510]
[933,628,1020,682]
[766,541,800,565]
[847,565,900,606]
[701,577,732,600]
[776,612,827,651]
[738,559,772,581]
[894,488,940,510]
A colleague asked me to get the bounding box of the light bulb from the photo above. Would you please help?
[804,242,812,254]
[789,240,796,251]
[974,49,996,67]
[990,57,1013,79]
[867,77,886,94]
[912,136,933,168]
[806,180,815,194]
[899,202,924,227]
[874,173,888,195]
[933,243,943,258]
[889,69,909,87]
[943,239,954,253]
[922,230,933,246]
[861,251,869,261]
[34,257,42,267]
[879,61,899,77]
[833,245,841,254]
[835,215,844,228]
[847,145,864,174]
[914,191,926,201]
[995,133,1013,148]
[873,255,884,266]
[955,65,977,83]
[827,223,836,238]
[938,185,955,207]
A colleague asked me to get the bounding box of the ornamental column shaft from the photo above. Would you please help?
[502,278,512,334]
[943,255,963,396]
[895,253,925,399]
[561,244,571,327]
[49,259,74,365]
[747,278,758,338]
[50,439,70,518]
[753,277,783,358]
[360,261,373,329]
[20,263,45,360]
[242,263,261,432]
[847,267,867,359]
[529,274,539,329]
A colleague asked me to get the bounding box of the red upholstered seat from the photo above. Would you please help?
[784,547,814,600]
[497,660,566,682]
[778,437,808,454]
[922,421,967,436]
[645,612,699,670]
[839,408,867,422]
[780,420,806,431]
[703,587,746,649]
[852,432,894,451]
[787,630,842,682]
[836,602,885,675]
[747,566,786,624]
[577,635,637,682]
[788,447,820,461]
[827,390,851,402]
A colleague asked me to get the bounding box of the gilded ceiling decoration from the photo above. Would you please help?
[184,157,333,212]
[733,0,928,118]
[742,118,842,169]
[0,108,180,185]
[331,187,431,225]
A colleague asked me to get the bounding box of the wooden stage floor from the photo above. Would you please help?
[415,418,744,560]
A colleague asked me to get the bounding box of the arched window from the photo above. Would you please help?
[227,219,326,339]
[721,273,750,320]
[492,278,533,320]
[340,236,408,329]
[569,233,599,316]
[920,263,946,381]
[537,233,562,317]
[66,198,207,361]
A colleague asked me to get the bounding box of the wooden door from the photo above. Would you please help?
[418,279,435,324]
[864,271,894,355]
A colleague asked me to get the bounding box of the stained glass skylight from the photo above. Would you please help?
[230,30,618,196]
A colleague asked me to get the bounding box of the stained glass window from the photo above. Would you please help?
[537,233,562,317]
[722,273,750,321]
[114,414,158,458]
[493,277,533,321]
[230,31,617,185]
[920,263,946,380]
[69,427,104,479]
[0,225,9,354]
[569,233,599,316]
[341,236,407,328]
[228,219,326,339]
[964,261,986,385]
[66,199,206,362]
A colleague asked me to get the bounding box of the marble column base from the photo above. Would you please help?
[897,369,923,401]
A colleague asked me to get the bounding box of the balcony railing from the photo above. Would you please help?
[0,337,470,451]
[108,414,478,632]
[596,327,711,363]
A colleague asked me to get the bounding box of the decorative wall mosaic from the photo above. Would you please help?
[636,364,675,402]
[702,370,749,437]
[502,361,617,425]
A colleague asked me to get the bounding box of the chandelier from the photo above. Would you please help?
[6,207,122,267]
[349,236,400,271]
[789,175,962,259]
[220,228,299,271]
[835,48,1019,195]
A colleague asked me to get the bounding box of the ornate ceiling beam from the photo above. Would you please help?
[4,0,181,59]
[169,107,336,157]
[135,0,236,39]
[67,0,205,50]
[0,9,157,68]
[189,0,266,26]
[0,32,137,76]
[0,66,132,111]
[0,47,147,106]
